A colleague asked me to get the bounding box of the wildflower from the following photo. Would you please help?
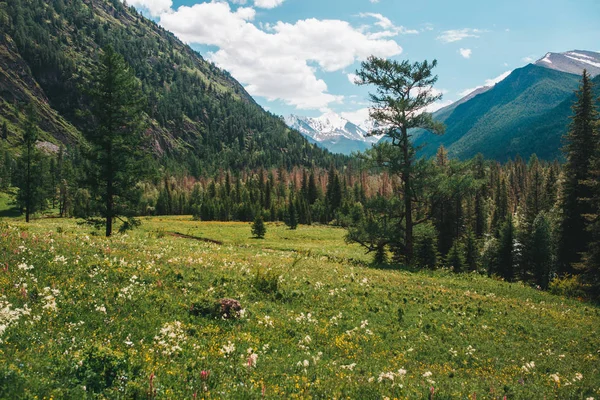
[423,371,433,378]
[573,372,583,381]
[521,361,535,372]
[200,370,210,381]
[550,373,560,384]
[341,363,356,371]
[247,353,258,368]
[221,341,236,357]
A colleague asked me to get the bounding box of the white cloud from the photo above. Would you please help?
[358,13,419,36]
[254,0,285,9]
[160,2,402,110]
[347,73,359,85]
[126,0,172,17]
[437,28,485,43]
[341,108,371,126]
[369,0,380,3]
[459,48,472,59]
[458,70,512,97]
[522,55,535,63]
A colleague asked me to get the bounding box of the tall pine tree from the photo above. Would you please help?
[84,46,147,236]
[557,70,597,274]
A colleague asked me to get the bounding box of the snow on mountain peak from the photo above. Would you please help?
[285,112,381,147]
[534,50,600,76]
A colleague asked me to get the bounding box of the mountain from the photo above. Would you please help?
[284,113,381,155]
[0,0,344,172]
[534,50,600,77]
[413,51,600,161]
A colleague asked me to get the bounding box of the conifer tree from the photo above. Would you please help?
[251,214,266,239]
[1,121,7,140]
[15,105,42,222]
[497,217,516,281]
[84,45,147,236]
[464,229,479,272]
[286,190,298,230]
[354,57,445,264]
[529,213,553,289]
[447,242,465,273]
[557,70,597,274]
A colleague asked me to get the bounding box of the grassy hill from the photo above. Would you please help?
[1,217,598,398]
[414,65,586,161]
[0,0,343,171]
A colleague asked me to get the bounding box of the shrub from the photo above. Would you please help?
[548,275,588,299]
[253,269,280,295]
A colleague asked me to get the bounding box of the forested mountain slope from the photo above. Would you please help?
[413,64,584,161]
[0,0,344,173]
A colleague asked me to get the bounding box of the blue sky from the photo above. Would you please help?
[129,0,600,123]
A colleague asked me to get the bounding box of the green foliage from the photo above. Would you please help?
[413,65,587,161]
[496,217,517,282]
[251,214,266,239]
[83,45,148,236]
[414,223,439,270]
[1,0,346,174]
[557,71,598,274]
[355,56,445,264]
[446,242,465,273]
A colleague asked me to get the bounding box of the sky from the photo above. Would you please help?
[127,0,600,124]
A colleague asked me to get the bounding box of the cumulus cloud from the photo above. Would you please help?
[159,2,403,110]
[347,73,359,85]
[254,0,285,9]
[458,70,512,97]
[126,0,172,17]
[437,28,485,43]
[459,48,472,59]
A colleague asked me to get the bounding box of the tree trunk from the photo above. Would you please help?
[403,129,413,265]
[26,146,31,223]
[106,174,113,236]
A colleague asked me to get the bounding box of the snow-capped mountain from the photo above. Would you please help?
[534,50,600,76]
[285,113,382,155]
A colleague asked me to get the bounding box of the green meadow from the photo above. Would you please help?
[0,217,598,399]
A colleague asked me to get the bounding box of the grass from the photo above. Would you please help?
[0,217,599,399]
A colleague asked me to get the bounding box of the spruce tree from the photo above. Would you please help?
[84,45,147,236]
[286,190,298,230]
[582,107,600,299]
[1,121,7,140]
[251,214,266,239]
[497,217,516,282]
[464,229,479,272]
[447,242,465,273]
[15,105,41,222]
[557,70,597,274]
[530,213,553,290]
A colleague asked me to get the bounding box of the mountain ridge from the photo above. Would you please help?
[0,0,344,171]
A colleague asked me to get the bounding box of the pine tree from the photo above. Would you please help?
[582,107,600,299]
[464,229,479,272]
[497,217,516,281]
[529,213,553,289]
[16,105,40,222]
[251,214,266,239]
[557,70,597,274]
[286,190,298,230]
[447,242,465,273]
[1,121,7,140]
[355,57,445,264]
[84,45,147,236]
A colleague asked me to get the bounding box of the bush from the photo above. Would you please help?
[253,269,280,295]
[548,275,588,299]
